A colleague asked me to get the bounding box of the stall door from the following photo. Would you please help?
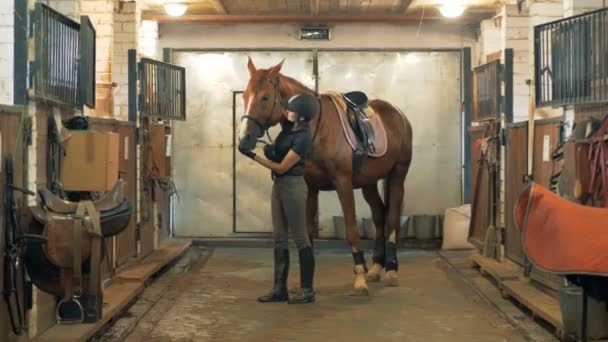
[504,123,528,265]
[468,125,490,249]
[172,51,315,237]
[316,51,463,235]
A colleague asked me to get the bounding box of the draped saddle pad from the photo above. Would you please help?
[515,182,608,276]
[325,91,388,158]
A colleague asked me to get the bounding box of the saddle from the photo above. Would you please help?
[515,182,608,300]
[326,91,388,175]
[26,180,133,324]
[555,116,607,205]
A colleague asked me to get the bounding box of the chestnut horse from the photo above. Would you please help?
[238,58,413,295]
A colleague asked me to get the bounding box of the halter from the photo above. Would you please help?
[241,77,282,145]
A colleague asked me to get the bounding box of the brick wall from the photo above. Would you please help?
[113,1,137,121]
[80,0,114,117]
[564,0,604,16]
[139,20,159,59]
[0,0,13,105]
[47,0,79,19]
[501,5,530,123]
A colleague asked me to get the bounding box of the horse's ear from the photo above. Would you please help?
[269,59,284,77]
[247,57,256,76]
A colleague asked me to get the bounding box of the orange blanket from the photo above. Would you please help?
[515,183,608,276]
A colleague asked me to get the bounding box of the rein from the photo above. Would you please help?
[311,95,323,146]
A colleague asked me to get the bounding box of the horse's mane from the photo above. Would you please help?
[278,74,316,97]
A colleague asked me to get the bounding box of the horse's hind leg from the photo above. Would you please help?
[334,175,370,296]
[362,184,386,282]
[384,162,409,287]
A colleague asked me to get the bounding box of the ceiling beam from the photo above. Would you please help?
[311,0,320,16]
[210,0,228,15]
[399,0,414,13]
[145,13,493,24]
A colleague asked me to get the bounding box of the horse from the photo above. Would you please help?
[238,58,413,295]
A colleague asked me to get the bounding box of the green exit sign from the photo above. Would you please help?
[299,27,331,40]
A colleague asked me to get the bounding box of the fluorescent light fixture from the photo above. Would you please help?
[439,3,466,18]
[164,2,188,17]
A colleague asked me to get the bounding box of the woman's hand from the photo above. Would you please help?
[253,150,301,175]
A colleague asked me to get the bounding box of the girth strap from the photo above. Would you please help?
[72,201,102,301]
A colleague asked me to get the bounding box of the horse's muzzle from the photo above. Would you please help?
[238,134,256,152]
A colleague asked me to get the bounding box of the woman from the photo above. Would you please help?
[239,93,318,304]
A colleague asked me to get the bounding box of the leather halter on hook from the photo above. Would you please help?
[241,77,282,146]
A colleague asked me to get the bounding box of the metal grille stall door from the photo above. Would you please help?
[504,123,528,266]
[171,51,314,237]
[316,51,462,235]
[530,119,564,290]
[473,60,501,122]
[34,3,80,106]
[33,4,96,108]
[78,15,96,108]
[140,59,187,121]
[535,8,608,107]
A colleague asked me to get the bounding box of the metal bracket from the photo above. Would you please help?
[23,117,32,146]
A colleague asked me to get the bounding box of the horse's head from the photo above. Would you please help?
[238,58,285,152]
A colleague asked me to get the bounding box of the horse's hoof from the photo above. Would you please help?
[366,272,381,282]
[384,270,399,287]
[350,285,371,296]
[365,264,383,282]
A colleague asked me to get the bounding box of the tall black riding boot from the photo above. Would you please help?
[258,248,289,302]
[288,246,315,304]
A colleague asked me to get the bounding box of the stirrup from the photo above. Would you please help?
[56,297,85,324]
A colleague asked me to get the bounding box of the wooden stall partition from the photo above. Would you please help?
[0,106,28,342]
[468,125,490,249]
[504,122,528,266]
[140,119,168,258]
[530,118,564,291]
[115,122,137,267]
[88,118,118,280]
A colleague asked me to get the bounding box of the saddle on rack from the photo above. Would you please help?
[26,180,133,324]
[515,182,608,300]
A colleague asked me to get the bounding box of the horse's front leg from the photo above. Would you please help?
[334,176,369,296]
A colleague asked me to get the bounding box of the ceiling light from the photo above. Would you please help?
[164,2,188,17]
[439,3,466,18]
[404,54,420,64]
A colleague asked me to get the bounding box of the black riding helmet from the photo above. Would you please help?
[282,93,319,122]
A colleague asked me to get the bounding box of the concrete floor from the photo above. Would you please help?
[118,248,529,342]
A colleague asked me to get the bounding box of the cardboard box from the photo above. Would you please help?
[60,130,119,192]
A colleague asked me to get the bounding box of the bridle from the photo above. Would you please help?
[241,77,282,145]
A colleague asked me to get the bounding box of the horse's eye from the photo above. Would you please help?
[261,96,269,102]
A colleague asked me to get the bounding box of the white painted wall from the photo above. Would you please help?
[0,0,14,105]
[159,22,478,53]
[479,18,501,64]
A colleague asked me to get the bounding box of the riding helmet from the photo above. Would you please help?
[282,93,319,122]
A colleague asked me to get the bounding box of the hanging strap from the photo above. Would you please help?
[72,201,102,299]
